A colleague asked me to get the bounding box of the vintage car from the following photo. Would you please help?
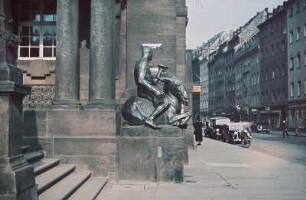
[227,123,244,143]
[255,121,270,133]
[204,117,230,140]
[211,124,228,140]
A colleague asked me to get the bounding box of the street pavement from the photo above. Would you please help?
[251,131,306,165]
[97,137,306,200]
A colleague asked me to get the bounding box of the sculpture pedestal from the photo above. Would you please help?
[119,126,187,182]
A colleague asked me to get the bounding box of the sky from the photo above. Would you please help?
[186,0,286,49]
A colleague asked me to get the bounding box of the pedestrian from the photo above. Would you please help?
[281,120,289,138]
[193,115,203,145]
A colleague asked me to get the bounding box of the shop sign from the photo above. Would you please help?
[192,85,202,93]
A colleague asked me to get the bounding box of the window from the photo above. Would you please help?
[297,54,301,68]
[297,27,300,40]
[289,30,294,43]
[304,51,306,66]
[304,24,306,37]
[298,81,301,96]
[272,68,275,79]
[290,56,294,70]
[18,0,56,59]
[305,80,306,95]
[289,6,293,17]
[297,1,300,13]
[304,0,306,8]
[291,82,295,97]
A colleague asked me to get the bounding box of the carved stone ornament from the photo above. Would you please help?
[23,85,55,110]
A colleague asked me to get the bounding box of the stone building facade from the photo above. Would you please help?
[206,10,267,121]
[231,10,267,122]
[233,35,261,122]
[223,33,236,118]
[199,54,209,119]
[3,0,188,179]
[258,6,288,129]
[285,0,306,131]
[190,32,226,119]
[208,41,227,116]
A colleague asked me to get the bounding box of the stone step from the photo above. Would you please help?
[39,171,92,200]
[33,158,61,176]
[36,164,76,194]
[24,150,45,163]
[68,177,108,200]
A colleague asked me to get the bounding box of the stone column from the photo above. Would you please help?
[0,0,37,199]
[87,0,115,108]
[53,0,81,108]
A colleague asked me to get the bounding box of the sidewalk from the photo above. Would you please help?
[97,139,306,200]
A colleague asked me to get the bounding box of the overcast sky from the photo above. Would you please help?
[186,0,286,49]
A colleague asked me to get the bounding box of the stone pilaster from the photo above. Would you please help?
[87,0,115,108]
[53,0,81,108]
[0,1,37,199]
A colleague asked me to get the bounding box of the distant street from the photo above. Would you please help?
[250,132,306,166]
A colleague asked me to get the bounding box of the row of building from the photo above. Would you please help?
[190,0,306,131]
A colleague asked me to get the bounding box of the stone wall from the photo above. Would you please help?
[23,109,118,177]
[125,0,178,91]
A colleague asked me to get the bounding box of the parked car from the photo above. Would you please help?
[227,123,244,144]
[204,126,214,138]
[212,124,229,140]
[209,117,230,127]
[205,117,230,140]
[255,121,270,133]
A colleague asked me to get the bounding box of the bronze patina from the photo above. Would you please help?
[122,45,191,129]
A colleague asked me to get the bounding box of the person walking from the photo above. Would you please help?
[281,120,289,138]
[193,115,203,145]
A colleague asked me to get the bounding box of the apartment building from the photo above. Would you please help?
[285,0,306,130]
[258,5,288,129]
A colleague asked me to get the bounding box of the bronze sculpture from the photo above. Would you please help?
[122,45,191,129]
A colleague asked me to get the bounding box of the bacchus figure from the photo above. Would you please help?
[134,46,169,129]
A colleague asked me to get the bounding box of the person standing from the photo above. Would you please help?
[193,115,203,145]
[281,120,289,138]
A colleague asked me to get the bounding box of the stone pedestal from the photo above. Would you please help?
[0,67,37,200]
[119,126,187,182]
[0,1,37,198]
